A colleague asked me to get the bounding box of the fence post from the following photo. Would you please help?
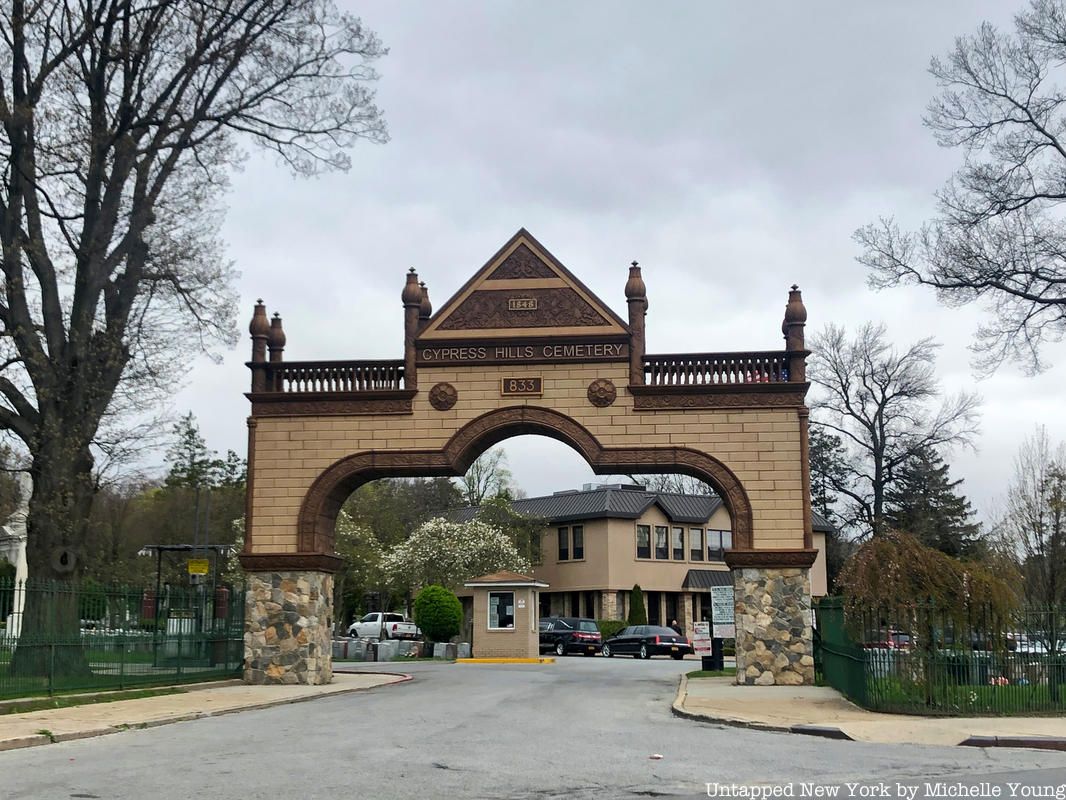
[48,643,55,697]
[118,632,125,690]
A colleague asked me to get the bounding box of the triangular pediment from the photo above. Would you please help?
[418,229,629,341]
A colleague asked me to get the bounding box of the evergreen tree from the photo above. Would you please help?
[809,426,848,526]
[627,584,647,625]
[884,447,982,558]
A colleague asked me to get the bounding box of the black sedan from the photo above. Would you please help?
[539,617,603,656]
[601,625,692,660]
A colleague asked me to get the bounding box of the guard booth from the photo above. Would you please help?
[463,571,548,659]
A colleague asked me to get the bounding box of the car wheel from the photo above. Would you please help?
[555,641,566,657]
[602,644,613,658]
[639,643,649,660]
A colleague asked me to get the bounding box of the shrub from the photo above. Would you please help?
[413,585,463,642]
[597,619,627,639]
[627,584,647,625]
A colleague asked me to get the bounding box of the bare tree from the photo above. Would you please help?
[809,323,981,538]
[856,0,1066,375]
[0,1,387,664]
[459,448,513,507]
[1005,427,1066,607]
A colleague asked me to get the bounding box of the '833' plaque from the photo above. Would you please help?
[500,377,542,396]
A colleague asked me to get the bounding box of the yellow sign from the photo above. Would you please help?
[187,558,209,576]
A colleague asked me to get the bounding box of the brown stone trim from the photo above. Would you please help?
[239,552,346,573]
[247,390,415,417]
[798,406,813,550]
[293,406,756,557]
[243,417,257,555]
[418,228,631,340]
[725,549,818,569]
[629,383,809,410]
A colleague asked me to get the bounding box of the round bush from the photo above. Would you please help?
[413,585,463,643]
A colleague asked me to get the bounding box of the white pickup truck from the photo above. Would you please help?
[347,612,421,640]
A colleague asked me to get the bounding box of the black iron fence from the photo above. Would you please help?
[817,596,1066,715]
[0,578,245,699]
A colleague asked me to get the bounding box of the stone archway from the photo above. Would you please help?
[295,406,755,557]
[240,229,817,687]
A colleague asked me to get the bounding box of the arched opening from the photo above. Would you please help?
[296,406,754,558]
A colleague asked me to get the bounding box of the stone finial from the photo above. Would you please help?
[419,282,432,321]
[267,313,286,362]
[782,284,807,351]
[249,300,269,363]
[402,268,422,306]
[625,261,647,302]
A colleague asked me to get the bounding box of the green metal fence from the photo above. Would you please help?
[0,578,245,699]
[816,597,1066,716]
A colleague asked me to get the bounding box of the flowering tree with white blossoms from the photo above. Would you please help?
[382,517,531,591]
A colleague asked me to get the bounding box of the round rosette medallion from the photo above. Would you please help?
[587,378,617,408]
[429,382,458,411]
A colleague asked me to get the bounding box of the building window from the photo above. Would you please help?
[636,524,651,559]
[558,526,569,561]
[690,528,704,561]
[489,591,515,629]
[707,529,733,561]
[572,525,584,559]
[655,526,669,559]
[672,527,685,560]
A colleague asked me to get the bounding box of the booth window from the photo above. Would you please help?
[655,526,669,559]
[671,527,685,560]
[636,525,651,559]
[489,591,515,629]
[690,528,704,561]
[558,526,569,561]
[572,525,584,559]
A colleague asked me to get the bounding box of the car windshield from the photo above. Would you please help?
[578,621,599,633]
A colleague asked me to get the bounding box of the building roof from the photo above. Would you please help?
[681,569,733,589]
[453,484,724,525]
[454,484,840,534]
[464,570,548,587]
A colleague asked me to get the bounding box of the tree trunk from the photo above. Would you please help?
[10,442,96,679]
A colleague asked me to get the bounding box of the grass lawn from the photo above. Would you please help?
[867,676,1066,716]
[686,667,737,679]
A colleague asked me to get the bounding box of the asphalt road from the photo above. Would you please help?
[2,657,1065,799]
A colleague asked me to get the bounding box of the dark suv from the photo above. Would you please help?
[539,617,603,656]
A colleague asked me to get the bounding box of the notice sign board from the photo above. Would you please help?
[692,621,712,656]
[710,585,736,639]
[187,558,209,576]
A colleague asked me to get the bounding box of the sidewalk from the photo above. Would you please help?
[0,672,407,752]
[674,676,1066,750]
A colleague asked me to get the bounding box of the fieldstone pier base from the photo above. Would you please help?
[730,560,815,686]
[244,570,334,685]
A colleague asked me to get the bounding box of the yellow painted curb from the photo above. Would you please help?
[456,657,555,664]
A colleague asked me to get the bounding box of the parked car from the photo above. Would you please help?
[539,617,602,656]
[862,629,911,650]
[347,612,420,640]
[601,625,692,660]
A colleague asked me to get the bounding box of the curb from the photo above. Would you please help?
[456,658,555,664]
[0,673,412,753]
[960,735,1066,752]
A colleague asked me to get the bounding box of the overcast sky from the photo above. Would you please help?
[169,1,1064,522]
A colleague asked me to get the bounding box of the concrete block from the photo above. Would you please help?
[443,643,458,660]
[347,640,369,661]
[433,642,447,658]
[457,643,471,659]
[397,641,416,657]
[377,640,399,661]
[332,640,348,660]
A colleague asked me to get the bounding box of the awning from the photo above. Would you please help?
[681,569,733,590]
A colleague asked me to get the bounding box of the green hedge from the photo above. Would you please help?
[597,619,627,639]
